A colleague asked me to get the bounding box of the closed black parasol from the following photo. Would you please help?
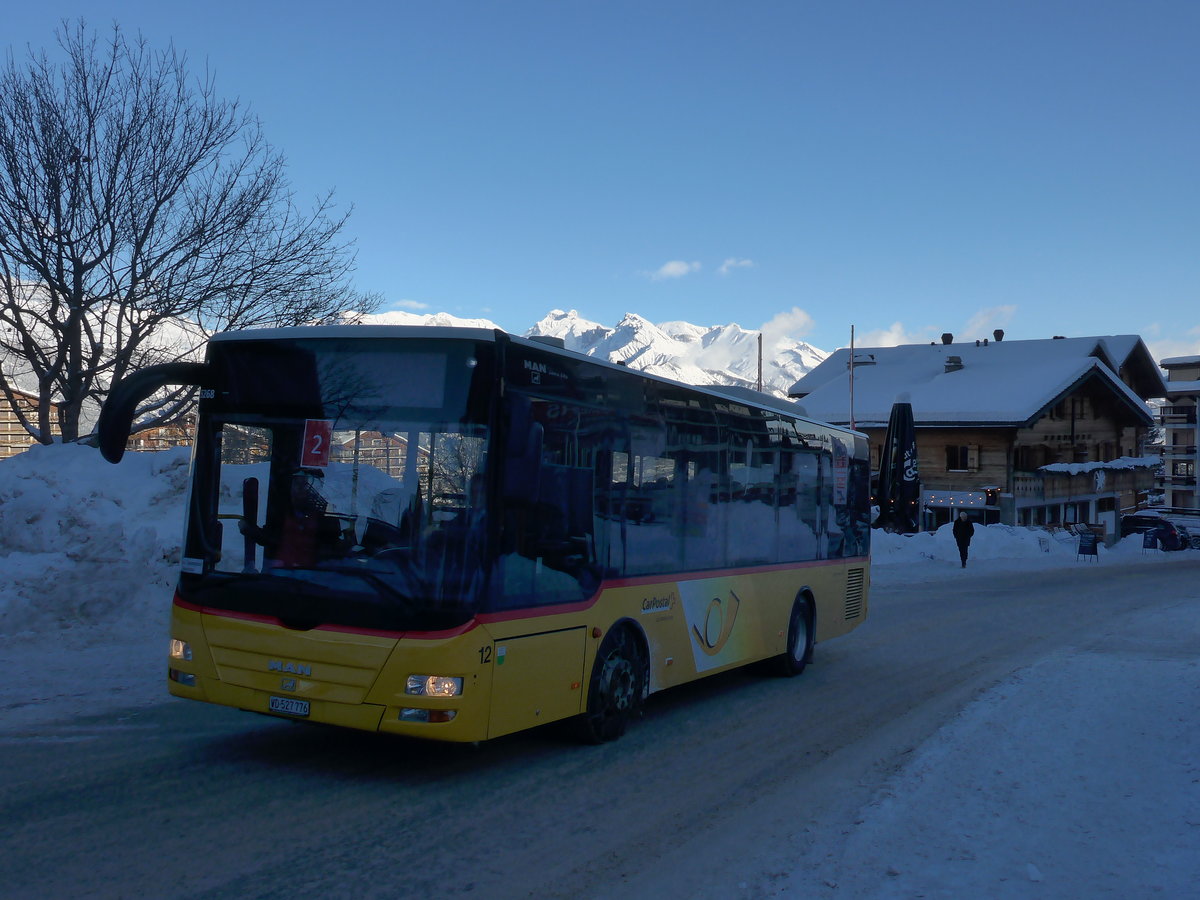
[875,398,921,533]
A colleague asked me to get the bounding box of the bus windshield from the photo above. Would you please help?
[184,337,496,631]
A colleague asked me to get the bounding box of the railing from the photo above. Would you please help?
[1159,406,1197,423]
[1143,505,1200,518]
[1015,466,1157,500]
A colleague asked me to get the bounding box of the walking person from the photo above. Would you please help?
[953,511,974,568]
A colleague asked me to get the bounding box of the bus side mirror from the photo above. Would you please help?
[98,362,211,463]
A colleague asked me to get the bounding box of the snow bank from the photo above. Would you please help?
[871,522,1074,565]
[0,443,188,639]
[869,520,1178,586]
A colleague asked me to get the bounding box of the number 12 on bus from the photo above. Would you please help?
[100,325,871,743]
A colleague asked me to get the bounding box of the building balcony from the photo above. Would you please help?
[1159,406,1197,423]
[1015,464,1157,501]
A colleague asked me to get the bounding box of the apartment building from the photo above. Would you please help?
[0,388,61,459]
[1159,355,1200,511]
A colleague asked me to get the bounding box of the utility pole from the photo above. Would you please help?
[849,325,856,430]
[757,333,763,392]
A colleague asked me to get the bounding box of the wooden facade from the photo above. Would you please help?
[858,385,1155,534]
[794,335,1163,538]
[126,417,197,453]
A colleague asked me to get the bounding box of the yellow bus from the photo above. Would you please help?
[100,326,871,743]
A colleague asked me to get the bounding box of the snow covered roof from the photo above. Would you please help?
[1038,455,1159,475]
[1163,380,1200,398]
[789,335,1162,428]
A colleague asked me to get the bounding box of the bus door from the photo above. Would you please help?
[487,627,588,738]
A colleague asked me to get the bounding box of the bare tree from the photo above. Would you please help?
[0,20,376,443]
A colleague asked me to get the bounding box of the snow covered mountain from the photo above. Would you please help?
[359,308,828,398]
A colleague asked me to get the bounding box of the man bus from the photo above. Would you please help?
[99,326,870,743]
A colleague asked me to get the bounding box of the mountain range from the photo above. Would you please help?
[358,308,828,398]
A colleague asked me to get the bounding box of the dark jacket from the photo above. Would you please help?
[953,518,975,545]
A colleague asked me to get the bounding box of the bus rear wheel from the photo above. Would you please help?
[773,596,813,677]
[576,626,645,743]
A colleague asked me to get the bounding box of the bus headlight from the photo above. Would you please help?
[169,639,192,661]
[406,675,463,697]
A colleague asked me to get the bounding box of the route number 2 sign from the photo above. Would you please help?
[301,419,333,467]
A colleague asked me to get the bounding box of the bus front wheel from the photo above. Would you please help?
[773,596,814,677]
[576,626,646,743]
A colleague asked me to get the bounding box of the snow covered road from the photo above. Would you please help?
[3,556,1196,899]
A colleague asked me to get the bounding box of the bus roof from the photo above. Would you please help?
[209,324,863,438]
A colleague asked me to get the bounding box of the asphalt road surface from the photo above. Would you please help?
[3,559,1195,899]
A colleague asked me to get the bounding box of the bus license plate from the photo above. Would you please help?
[269,696,310,717]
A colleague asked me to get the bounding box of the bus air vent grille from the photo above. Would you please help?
[844,568,865,620]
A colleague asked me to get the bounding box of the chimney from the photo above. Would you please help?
[941,332,954,345]
[993,329,1004,342]
[944,355,964,373]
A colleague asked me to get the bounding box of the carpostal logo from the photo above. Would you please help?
[640,592,677,615]
[678,579,744,672]
[691,590,741,657]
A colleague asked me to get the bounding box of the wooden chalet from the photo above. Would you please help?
[789,333,1164,537]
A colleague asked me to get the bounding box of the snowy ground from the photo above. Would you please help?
[790,597,1199,898]
[1,445,1197,896]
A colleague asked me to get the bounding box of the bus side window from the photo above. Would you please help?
[499,396,600,605]
[791,451,821,560]
[726,427,775,567]
[622,451,679,575]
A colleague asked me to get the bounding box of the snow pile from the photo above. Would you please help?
[871,522,1073,565]
[0,443,188,638]
[871,520,1156,575]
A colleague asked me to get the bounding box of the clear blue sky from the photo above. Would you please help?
[6,1,1198,357]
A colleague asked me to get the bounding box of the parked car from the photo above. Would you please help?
[1121,514,1187,550]
[1174,524,1200,550]
[1120,514,1169,537]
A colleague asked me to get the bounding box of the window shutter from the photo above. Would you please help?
[967,445,980,471]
